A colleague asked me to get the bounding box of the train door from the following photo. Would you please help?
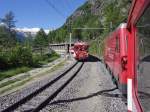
[136,5,150,112]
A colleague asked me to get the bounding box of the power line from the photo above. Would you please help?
[59,0,71,15]
[65,0,73,11]
[73,27,108,30]
[44,0,65,18]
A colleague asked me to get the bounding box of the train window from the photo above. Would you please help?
[116,37,120,53]
[136,6,150,111]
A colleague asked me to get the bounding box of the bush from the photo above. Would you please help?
[32,54,41,66]
[50,51,60,57]
[0,45,36,70]
[0,66,31,81]
[9,45,33,67]
[0,45,60,71]
[0,52,10,69]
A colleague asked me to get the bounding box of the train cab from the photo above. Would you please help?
[72,42,89,61]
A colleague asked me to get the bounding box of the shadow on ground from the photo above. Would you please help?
[49,87,124,105]
[78,55,101,62]
[141,55,150,62]
[138,91,150,99]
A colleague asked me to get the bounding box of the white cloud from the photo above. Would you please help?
[14,27,51,34]
[0,22,8,28]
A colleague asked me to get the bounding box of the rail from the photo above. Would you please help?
[2,61,84,112]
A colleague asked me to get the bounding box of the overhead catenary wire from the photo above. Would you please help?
[65,0,73,11]
[72,27,108,30]
[44,0,66,18]
[59,0,72,15]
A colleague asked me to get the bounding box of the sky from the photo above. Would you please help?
[0,0,86,29]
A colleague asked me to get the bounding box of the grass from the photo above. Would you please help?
[0,51,62,95]
[39,55,60,65]
[34,60,66,78]
[0,78,22,88]
[0,66,32,81]
[46,60,66,73]
[0,77,32,94]
[26,58,65,81]
[0,60,66,95]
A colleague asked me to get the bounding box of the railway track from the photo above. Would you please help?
[1,62,84,112]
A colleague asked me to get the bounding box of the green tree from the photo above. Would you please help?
[0,26,17,48]
[73,29,82,40]
[0,11,17,47]
[34,29,48,56]
[103,0,128,33]
[0,26,9,47]
[0,11,16,29]
[47,31,53,43]
[48,27,67,43]
[9,44,33,67]
[34,28,48,47]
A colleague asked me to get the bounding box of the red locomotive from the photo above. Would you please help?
[71,42,89,60]
[104,23,128,96]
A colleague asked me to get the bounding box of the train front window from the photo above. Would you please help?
[137,6,150,111]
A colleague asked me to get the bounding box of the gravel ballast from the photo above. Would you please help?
[0,60,75,111]
[42,57,127,112]
[0,56,127,112]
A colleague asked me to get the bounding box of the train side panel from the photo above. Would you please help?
[104,23,128,95]
[104,33,116,72]
[118,27,128,95]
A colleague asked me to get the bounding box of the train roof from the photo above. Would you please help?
[74,42,89,46]
[105,23,127,40]
[127,0,150,29]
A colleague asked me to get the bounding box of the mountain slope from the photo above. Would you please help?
[48,0,131,55]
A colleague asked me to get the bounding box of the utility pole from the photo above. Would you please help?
[68,18,72,58]
[110,22,113,32]
[69,32,72,52]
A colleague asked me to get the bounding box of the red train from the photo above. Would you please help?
[104,23,128,96]
[104,0,150,111]
[70,42,89,60]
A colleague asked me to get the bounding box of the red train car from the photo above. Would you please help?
[71,42,89,60]
[102,0,150,111]
[127,0,150,112]
[104,23,128,95]
[104,0,150,111]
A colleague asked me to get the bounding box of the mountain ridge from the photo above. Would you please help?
[47,0,131,55]
[49,0,130,43]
